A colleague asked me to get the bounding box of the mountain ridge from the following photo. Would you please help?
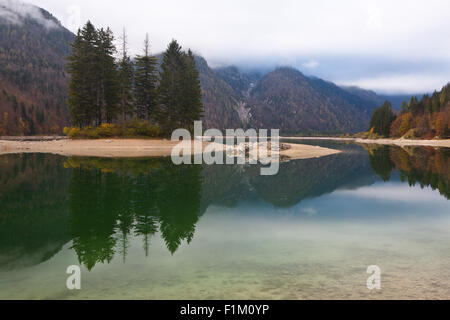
[0,2,420,135]
[243,67,374,134]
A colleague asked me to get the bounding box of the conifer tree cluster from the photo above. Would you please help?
[66,22,203,134]
[370,84,450,139]
[369,101,396,137]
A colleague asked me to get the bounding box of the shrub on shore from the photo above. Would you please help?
[64,119,160,139]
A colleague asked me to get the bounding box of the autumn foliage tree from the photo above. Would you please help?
[383,84,450,139]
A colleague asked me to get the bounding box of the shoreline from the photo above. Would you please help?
[281,137,450,148]
[0,138,340,160]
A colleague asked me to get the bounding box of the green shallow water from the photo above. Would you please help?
[0,142,449,299]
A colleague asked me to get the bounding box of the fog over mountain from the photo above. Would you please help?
[24,0,450,95]
[0,0,57,28]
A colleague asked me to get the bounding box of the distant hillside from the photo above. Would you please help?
[0,1,74,135]
[341,86,420,111]
[214,66,261,98]
[204,66,386,134]
[194,57,245,130]
[245,68,375,134]
[340,86,384,107]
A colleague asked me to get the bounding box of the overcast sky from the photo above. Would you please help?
[23,0,450,94]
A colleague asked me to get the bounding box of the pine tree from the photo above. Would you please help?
[431,91,440,113]
[157,40,185,133]
[408,96,419,115]
[67,21,98,127]
[400,100,408,114]
[96,27,119,124]
[180,50,203,132]
[67,22,119,126]
[117,28,134,122]
[157,40,203,134]
[440,88,447,107]
[369,101,397,137]
[134,34,158,121]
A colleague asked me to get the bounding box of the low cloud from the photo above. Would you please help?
[301,60,320,70]
[0,0,57,29]
[338,73,450,94]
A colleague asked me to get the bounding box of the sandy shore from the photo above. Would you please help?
[0,138,340,160]
[282,137,450,148]
[265,143,341,160]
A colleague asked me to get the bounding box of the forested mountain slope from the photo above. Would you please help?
[0,1,74,135]
[246,68,375,134]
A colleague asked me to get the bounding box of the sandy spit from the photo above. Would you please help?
[276,143,341,159]
[0,138,340,160]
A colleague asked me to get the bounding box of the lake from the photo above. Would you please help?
[0,140,449,299]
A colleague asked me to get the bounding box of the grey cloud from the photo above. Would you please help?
[19,0,450,93]
[0,0,57,29]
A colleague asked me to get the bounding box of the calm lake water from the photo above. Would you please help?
[0,141,449,299]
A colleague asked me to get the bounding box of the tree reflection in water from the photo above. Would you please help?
[66,157,203,270]
[0,144,448,271]
[368,145,449,199]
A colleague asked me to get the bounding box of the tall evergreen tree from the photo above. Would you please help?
[408,96,419,115]
[400,100,408,114]
[157,41,203,134]
[134,34,158,121]
[117,28,134,122]
[67,21,98,127]
[180,50,203,132]
[96,27,119,124]
[67,22,119,126]
[157,40,186,133]
[369,101,397,137]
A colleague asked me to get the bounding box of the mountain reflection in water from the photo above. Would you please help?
[0,142,448,271]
